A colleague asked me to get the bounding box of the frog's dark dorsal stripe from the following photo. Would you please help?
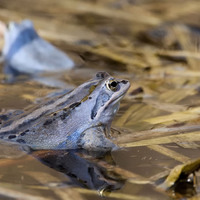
[69,102,81,109]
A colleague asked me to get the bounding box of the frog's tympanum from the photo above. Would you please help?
[0,72,130,151]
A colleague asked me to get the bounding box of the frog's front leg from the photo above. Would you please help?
[78,126,119,151]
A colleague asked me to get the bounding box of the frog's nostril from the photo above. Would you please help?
[121,80,128,84]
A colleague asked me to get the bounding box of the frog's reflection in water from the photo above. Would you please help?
[31,149,125,192]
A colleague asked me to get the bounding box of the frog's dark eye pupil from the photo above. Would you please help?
[110,81,117,87]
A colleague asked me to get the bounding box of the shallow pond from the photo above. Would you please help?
[1,0,200,199]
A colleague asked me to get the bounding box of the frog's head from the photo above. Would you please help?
[88,72,130,127]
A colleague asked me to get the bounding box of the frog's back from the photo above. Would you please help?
[0,76,101,136]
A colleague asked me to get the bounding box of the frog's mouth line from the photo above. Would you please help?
[109,94,124,106]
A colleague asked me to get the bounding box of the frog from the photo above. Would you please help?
[1,19,74,84]
[0,72,130,151]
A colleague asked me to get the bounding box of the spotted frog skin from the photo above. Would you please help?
[0,72,130,151]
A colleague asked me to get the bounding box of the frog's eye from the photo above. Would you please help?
[106,80,119,92]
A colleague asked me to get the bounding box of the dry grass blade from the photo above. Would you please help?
[117,89,196,127]
[142,0,200,21]
[96,160,151,184]
[172,25,200,70]
[115,104,137,127]
[0,183,47,200]
[158,158,200,190]
[143,106,200,125]
[143,100,186,113]
[25,171,84,200]
[149,170,170,183]
[189,194,200,200]
[120,131,200,148]
[116,125,200,144]
[159,89,196,104]
[89,47,147,68]
[148,145,190,163]
[54,189,85,200]
[157,50,200,61]
[50,0,161,25]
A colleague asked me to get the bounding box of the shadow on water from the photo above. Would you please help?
[31,149,125,192]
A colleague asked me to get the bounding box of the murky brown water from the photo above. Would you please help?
[1,0,200,199]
